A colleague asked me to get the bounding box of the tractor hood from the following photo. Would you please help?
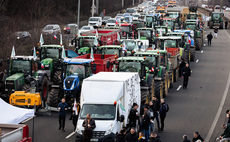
[41,58,53,65]
[78,47,90,54]
[6,73,24,81]
[64,75,80,91]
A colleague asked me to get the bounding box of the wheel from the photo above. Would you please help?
[190,48,195,61]
[173,69,178,82]
[220,22,224,29]
[154,80,161,101]
[195,38,201,50]
[209,21,213,29]
[53,70,61,84]
[48,88,59,107]
[163,72,168,98]
[22,84,31,92]
[41,77,49,102]
[141,89,148,104]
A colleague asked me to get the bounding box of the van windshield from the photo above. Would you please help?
[80,104,115,120]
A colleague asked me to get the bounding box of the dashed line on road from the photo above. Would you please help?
[224,30,230,39]
[66,131,76,139]
[204,44,206,47]
[177,85,182,91]
[21,116,35,123]
[205,72,230,142]
[196,59,199,63]
[201,50,203,53]
[205,39,207,40]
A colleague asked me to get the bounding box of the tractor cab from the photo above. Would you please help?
[121,39,142,55]
[77,36,98,55]
[97,45,123,57]
[137,28,154,44]
[162,17,175,31]
[154,26,168,37]
[145,15,156,28]
[120,23,133,39]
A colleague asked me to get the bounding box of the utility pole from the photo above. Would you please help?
[220,0,223,12]
[122,0,124,8]
[96,0,99,14]
[133,0,134,6]
[212,0,214,12]
[91,0,96,17]
[77,0,80,34]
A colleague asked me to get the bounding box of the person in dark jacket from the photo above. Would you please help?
[214,27,218,38]
[142,111,150,141]
[183,135,190,142]
[82,113,96,142]
[159,99,168,131]
[216,123,230,141]
[180,58,186,77]
[192,132,204,142]
[116,129,126,142]
[58,98,68,132]
[182,63,191,89]
[149,101,157,133]
[148,132,161,142]
[225,20,228,29]
[207,32,213,46]
[72,100,80,131]
[226,110,230,124]
[125,127,138,142]
[138,132,146,142]
[152,97,160,131]
[129,103,139,129]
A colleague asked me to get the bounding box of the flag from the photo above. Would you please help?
[150,67,154,72]
[159,28,163,36]
[117,32,120,41]
[11,46,15,58]
[123,42,127,51]
[94,36,98,46]
[95,29,98,37]
[77,30,81,37]
[60,34,63,45]
[73,98,77,112]
[90,47,94,60]
[166,21,168,27]
[54,35,57,39]
[33,47,37,60]
[41,61,44,68]
[39,34,44,46]
[61,47,66,59]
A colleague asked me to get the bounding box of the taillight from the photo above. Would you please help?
[23,125,29,138]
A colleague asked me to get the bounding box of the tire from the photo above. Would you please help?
[22,84,31,92]
[41,77,49,102]
[53,70,61,84]
[220,22,224,29]
[195,38,201,50]
[141,89,148,104]
[154,80,161,101]
[163,72,168,98]
[190,48,195,61]
[48,88,59,107]
[209,21,213,29]
[173,69,178,82]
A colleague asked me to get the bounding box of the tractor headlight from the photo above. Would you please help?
[76,124,82,135]
[70,82,75,90]
[63,83,66,90]
[105,125,114,136]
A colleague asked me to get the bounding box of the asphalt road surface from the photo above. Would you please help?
[21,7,230,142]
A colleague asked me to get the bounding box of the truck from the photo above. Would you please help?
[168,1,174,7]
[75,72,141,141]
[156,6,166,16]
[0,123,31,142]
[97,45,123,57]
[208,12,224,29]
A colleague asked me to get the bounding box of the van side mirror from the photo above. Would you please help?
[118,115,124,122]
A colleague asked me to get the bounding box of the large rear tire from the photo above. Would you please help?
[154,80,161,101]
[195,38,201,50]
[220,22,224,29]
[41,77,49,102]
[209,21,213,29]
[141,90,148,104]
[173,69,178,82]
[22,84,31,92]
[53,70,61,84]
[48,88,59,107]
[163,72,168,98]
[190,48,195,62]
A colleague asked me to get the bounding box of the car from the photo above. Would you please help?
[79,26,94,34]
[223,6,227,10]
[64,23,77,34]
[126,8,137,15]
[124,13,130,17]
[102,16,112,25]
[116,14,124,21]
[215,5,220,9]
[132,13,141,20]
[106,18,117,27]
[88,17,102,28]
[15,31,31,39]
[42,24,61,35]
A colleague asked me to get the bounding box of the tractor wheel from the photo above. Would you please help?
[141,89,148,104]
[22,84,31,92]
[41,77,49,102]
[149,79,155,102]
[53,70,61,84]
[220,22,224,29]
[209,21,213,29]
[195,38,201,50]
[163,72,168,98]
[173,69,178,82]
[48,88,59,107]
[154,80,161,101]
[169,66,173,88]
[190,48,196,62]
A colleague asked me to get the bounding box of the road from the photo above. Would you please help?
[20,6,230,142]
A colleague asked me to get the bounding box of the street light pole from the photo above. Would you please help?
[122,0,124,8]
[77,0,80,34]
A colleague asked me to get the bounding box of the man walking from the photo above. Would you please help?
[129,103,139,130]
[207,32,213,46]
[182,63,191,89]
[72,100,80,131]
[82,113,96,142]
[159,99,168,131]
[152,97,160,131]
[214,27,218,38]
[58,98,68,132]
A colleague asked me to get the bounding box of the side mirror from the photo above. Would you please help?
[106,60,110,69]
[118,115,125,122]
[71,40,74,45]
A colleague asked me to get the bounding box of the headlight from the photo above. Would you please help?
[70,82,75,90]
[104,125,114,135]
[83,52,86,54]
[190,31,194,37]
[63,83,66,90]
[76,124,82,135]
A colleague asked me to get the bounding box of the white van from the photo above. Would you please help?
[88,17,102,28]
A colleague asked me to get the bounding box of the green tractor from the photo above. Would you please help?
[184,20,203,50]
[208,12,224,29]
[154,26,169,37]
[145,15,156,28]
[134,51,172,98]
[137,28,154,45]
[97,45,123,57]
[117,56,161,103]
[74,36,98,55]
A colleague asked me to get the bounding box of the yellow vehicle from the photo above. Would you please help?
[10,91,41,107]
[168,1,174,7]
[173,1,177,7]
[156,6,166,16]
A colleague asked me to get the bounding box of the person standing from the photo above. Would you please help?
[72,100,80,131]
[183,135,191,142]
[225,20,228,29]
[216,123,230,142]
[129,103,139,130]
[142,111,150,141]
[125,127,138,142]
[82,113,96,142]
[182,63,191,89]
[159,99,168,132]
[192,132,204,142]
[116,129,126,142]
[148,132,161,142]
[138,132,146,142]
[214,27,218,39]
[207,32,213,46]
[58,98,68,132]
[226,110,230,124]
[179,58,186,77]
[152,97,160,131]
[149,101,157,133]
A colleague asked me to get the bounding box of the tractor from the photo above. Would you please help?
[208,12,224,29]
[121,39,143,56]
[136,28,154,46]
[154,26,169,37]
[75,36,98,55]
[97,45,123,57]
[145,15,156,28]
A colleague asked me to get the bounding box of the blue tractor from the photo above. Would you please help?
[48,58,93,107]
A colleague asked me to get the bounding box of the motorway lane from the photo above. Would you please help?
[159,28,230,141]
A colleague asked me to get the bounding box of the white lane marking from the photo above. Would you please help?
[205,35,207,36]
[204,44,206,47]
[177,85,182,91]
[205,39,207,40]
[191,70,192,73]
[224,30,230,38]
[196,59,199,63]
[21,117,34,123]
[205,72,230,142]
[201,50,203,53]
[66,131,76,139]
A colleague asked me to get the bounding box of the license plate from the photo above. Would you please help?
[90,139,98,141]
[45,65,49,67]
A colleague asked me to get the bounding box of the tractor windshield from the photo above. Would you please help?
[80,104,115,120]
[212,13,220,19]
[168,13,178,18]
[65,64,85,81]
[98,48,120,55]
[146,17,153,23]
[163,20,174,27]
[41,48,60,60]
[156,28,166,35]
[121,26,130,32]
[185,24,196,30]
[11,60,31,74]
[187,14,197,20]
[164,40,177,48]
[122,41,137,51]
[138,30,152,39]
[79,38,95,47]
[119,61,141,72]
